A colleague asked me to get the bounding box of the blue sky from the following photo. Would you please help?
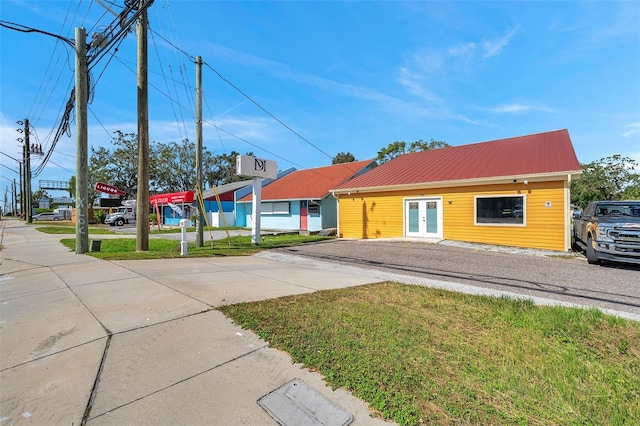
[1,0,639,201]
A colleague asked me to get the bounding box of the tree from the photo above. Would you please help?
[571,155,640,208]
[408,139,449,152]
[376,139,449,163]
[89,131,143,198]
[332,152,357,164]
[152,139,198,193]
[205,150,254,187]
[68,176,75,198]
[87,131,257,196]
[376,141,406,164]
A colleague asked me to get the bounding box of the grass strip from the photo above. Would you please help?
[219,282,640,425]
[59,234,330,260]
[36,226,115,234]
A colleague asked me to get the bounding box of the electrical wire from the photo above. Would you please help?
[47,159,75,174]
[150,24,188,140]
[89,105,116,140]
[206,121,307,171]
[148,25,343,169]
[202,62,335,163]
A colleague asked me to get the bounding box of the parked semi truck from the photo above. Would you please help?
[572,200,640,265]
[105,200,137,226]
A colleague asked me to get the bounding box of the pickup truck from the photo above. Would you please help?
[572,201,640,265]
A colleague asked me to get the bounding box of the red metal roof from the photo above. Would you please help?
[332,130,581,191]
[240,159,376,202]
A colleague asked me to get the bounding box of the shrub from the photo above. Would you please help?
[94,209,106,224]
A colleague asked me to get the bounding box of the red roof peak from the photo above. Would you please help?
[241,159,376,201]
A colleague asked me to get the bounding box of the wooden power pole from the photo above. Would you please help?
[195,56,203,247]
[75,27,89,254]
[24,119,32,223]
[136,1,150,251]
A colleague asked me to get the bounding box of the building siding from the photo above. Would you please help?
[337,180,569,251]
[238,201,324,232]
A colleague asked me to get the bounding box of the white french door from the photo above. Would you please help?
[405,198,443,239]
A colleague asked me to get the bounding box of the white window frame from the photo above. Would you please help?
[308,201,320,215]
[474,194,526,227]
[261,201,290,215]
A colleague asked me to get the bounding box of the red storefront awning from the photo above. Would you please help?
[149,190,195,205]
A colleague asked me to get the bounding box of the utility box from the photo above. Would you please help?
[91,239,102,252]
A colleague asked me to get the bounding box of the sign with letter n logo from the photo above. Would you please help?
[236,155,277,179]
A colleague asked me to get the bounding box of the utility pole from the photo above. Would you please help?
[136,0,150,251]
[24,119,32,223]
[75,27,89,254]
[195,56,203,247]
[13,179,17,217]
[18,161,23,217]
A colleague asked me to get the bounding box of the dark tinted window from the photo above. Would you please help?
[476,196,524,224]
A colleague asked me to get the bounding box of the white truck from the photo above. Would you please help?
[105,200,137,226]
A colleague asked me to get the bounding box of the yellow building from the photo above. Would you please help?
[331,130,583,252]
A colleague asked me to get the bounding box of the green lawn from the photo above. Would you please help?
[219,283,640,425]
[34,224,244,235]
[35,225,115,234]
[59,233,331,260]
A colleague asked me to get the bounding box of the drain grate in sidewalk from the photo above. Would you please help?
[258,379,354,426]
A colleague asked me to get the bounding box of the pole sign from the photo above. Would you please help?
[94,182,126,195]
[236,155,277,180]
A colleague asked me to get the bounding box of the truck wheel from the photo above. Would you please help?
[586,235,600,265]
[115,218,125,227]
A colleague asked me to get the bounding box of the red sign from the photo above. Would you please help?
[149,190,195,205]
[94,182,126,196]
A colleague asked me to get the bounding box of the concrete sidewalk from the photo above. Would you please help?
[0,219,393,425]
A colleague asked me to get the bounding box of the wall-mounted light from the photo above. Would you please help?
[448,200,452,204]
[524,180,528,185]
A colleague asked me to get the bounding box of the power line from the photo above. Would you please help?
[89,105,116,140]
[207,122,307,171]
[47,159,75,174]
[150,25,189,140]
[147,26,335,163]
[148,26,194,61]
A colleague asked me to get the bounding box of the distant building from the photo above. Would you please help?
[237,160,377,232]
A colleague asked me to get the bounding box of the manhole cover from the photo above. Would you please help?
[258,379,354,426]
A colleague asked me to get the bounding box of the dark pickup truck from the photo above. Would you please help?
[572,201,640,265]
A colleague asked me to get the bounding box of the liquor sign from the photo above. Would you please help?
[236,155,277,180]
[149,191,195,205]
[94,182,126,196]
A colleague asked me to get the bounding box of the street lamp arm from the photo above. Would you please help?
[0,20,75,48]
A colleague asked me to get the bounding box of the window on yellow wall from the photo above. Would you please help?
[475,195,525,225]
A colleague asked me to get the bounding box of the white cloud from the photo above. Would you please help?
[488,103,555,114]
[396,67,439,102]
[482,26,520,58]
[448,42,477,57]
[622,122,640,138]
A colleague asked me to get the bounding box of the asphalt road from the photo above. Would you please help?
[272,239,640,320]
